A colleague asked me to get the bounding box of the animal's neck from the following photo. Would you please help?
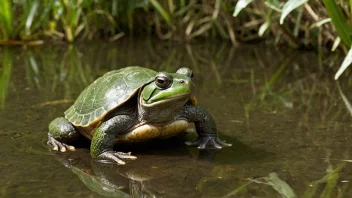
[138,96,186,124]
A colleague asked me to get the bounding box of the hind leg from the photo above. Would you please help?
[48,117,80,152]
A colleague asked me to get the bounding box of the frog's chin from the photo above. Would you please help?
[141,93,191,108]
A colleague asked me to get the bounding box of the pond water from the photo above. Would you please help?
[1,39,352,197]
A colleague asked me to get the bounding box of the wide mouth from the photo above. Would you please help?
[141,93,191,107]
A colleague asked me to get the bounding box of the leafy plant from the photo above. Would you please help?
[233,0,352,79]
[1,0,352,81]
[322,0,352,80]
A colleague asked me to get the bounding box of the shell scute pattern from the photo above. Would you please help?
[64,66,157,126]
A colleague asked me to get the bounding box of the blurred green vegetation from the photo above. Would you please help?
[2,0,352,77]
[0,0,346,47]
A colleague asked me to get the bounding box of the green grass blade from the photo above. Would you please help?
[233,0,254,17]
[309,18,331,29]
[323,0,352,46]
[259,9,273,37]
[259,21,270,37]
[350,0,352,22]
[150,0,171,26]
[280,0,308,24]
[25,0,39,35]
[0,0,13,39]
[293,6,304,37]
[334,45,352,80]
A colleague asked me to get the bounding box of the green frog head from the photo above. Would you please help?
[141,68,195,106]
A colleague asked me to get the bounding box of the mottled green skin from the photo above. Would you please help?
[48,66,231,164]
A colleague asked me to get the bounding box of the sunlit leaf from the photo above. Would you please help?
[309,18,331,29]
[335,45,352,80]
[323,0,352,46]
[25,0,39,35]
[259,22,270,37]
[331,37,340,52]
[233,0,254,17]
[259,9,273,37]
[280,0,308,24]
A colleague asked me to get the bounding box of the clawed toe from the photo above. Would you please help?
[47,134,75,152]
[115,152,137,159]
[97,151,137,165]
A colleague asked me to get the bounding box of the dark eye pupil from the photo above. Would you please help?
[157,79,165,84]
[155,76,170,88]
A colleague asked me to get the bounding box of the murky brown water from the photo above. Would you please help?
[1,39,352,197]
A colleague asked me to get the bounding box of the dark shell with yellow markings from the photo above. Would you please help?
[64,66,157,127]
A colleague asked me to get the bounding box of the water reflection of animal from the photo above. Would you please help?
[54,149,217,197]
[53,137,284,198]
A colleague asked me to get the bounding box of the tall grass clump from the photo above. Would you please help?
[2,0,352,80]
[0,0,270,44]
[0,0,348,47]
[0,1,347,46]
[0,0,149,43]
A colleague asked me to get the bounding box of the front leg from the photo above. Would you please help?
[48,117,79,152]
[179,105,231,149]
[91,115,137,165]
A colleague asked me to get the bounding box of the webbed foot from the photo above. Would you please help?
[47,133,76,152]
[97,151,137,165]
[185,136,232,149]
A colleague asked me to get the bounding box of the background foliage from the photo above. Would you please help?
[0,0,344,45]
[1,0,352,76]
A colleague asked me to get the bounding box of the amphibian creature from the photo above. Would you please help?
[48,67,231,164]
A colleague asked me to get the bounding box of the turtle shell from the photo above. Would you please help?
[64,66,157,127]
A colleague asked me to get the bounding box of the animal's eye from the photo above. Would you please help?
[155,75,171,89]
